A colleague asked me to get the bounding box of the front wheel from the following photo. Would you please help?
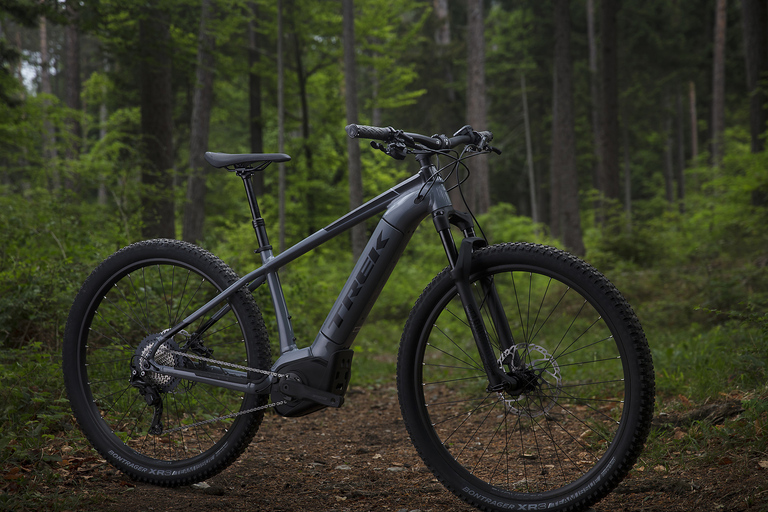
[397,243,654,512]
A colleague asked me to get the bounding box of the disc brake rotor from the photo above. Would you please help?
[497,343,563,418]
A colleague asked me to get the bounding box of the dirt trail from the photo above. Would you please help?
[57,387,768,512]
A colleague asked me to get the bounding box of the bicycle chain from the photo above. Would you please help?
[152,350,290,435]
[167,349,288,378]
[161,399,288,434]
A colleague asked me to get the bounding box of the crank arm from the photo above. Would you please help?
[277,379,345,408]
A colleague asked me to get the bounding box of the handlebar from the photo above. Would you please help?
[345,124,494,152]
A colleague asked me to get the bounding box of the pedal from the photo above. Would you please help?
[278,379,345,408]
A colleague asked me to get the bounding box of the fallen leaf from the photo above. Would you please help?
[758,460,768,469]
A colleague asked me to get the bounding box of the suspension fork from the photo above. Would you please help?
[431,205,520,393]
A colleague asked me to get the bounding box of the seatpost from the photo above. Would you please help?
[239,171,273,261]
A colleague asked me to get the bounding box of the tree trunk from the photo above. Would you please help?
[248,1,265,196]
[140,2,176,239]
[689,81,698,164]
[587,0,601,209]
[711,0,727,166]
[521,73,539,224]
[343,0,365,260]
[433,0,456,104]
[597,0,620,206]
[434,0,461,205]
[551,0,585,256]
[291,26,317,234]
[676,87,686,211]
[663,93,675,205]
[466,0,489,214]
[183,0,216,244]
[741,0,767,154]
[40,15,58,190]
[277,0,287,252]
[64,0,81,160]
[621,114,632,232]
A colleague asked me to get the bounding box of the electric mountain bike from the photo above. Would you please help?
[63,124,655,512]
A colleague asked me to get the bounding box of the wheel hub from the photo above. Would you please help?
[496,344,562,418]
[133,334,183,393]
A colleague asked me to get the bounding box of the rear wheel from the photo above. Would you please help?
[397,243,654,512]
[63,239,271,486]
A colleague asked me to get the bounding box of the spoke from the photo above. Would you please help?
[510,271,528,343]
[555,333,613,361]
[171,268,193,326]
[551,316,605,361]
[558,378,625,389]
[556,356,622,368]
[550,299,588,358]
[529,285,571,345]
[430,323,484,371]
[425,395,492,408]
[423,374,487,387]
[98,294,149,340]
[470,399,508,477]
[111,280,150,334]
[157,265,172,327]
[126,273,150,331]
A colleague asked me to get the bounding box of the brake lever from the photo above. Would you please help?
[386,142,408,160]
[370,141,386,153]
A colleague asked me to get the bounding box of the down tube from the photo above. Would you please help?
[309,185,450,360]
[311,219,409,358]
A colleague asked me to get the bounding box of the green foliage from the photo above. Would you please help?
[1,0,767,450]
[0,343,100,512]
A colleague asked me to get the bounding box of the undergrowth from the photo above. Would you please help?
[0,343,101,511]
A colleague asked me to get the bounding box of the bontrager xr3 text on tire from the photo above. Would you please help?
[63,239,271,486]
[397,243,654,512]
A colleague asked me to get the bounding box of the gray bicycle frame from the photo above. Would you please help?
[151,159,455,385]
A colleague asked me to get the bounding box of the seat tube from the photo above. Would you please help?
[240,173,297,353]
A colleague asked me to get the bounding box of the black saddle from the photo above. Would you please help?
[204,152,291,170]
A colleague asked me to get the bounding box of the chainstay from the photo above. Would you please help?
[168,349,287,378]
[161,399,288,435]
[151,350,288,435]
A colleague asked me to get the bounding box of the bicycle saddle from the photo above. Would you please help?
[204,152,291,169]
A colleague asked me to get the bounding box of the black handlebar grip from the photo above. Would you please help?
[345,124,394,141]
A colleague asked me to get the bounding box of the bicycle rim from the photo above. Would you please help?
[68,250,263,467]
[399,244,653,509]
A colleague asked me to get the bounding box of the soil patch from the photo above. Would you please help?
[14,387,768,512]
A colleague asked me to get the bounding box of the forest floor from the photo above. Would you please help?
[6,386,768,512]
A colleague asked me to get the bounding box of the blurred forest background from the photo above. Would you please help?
[1,0,767,407]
